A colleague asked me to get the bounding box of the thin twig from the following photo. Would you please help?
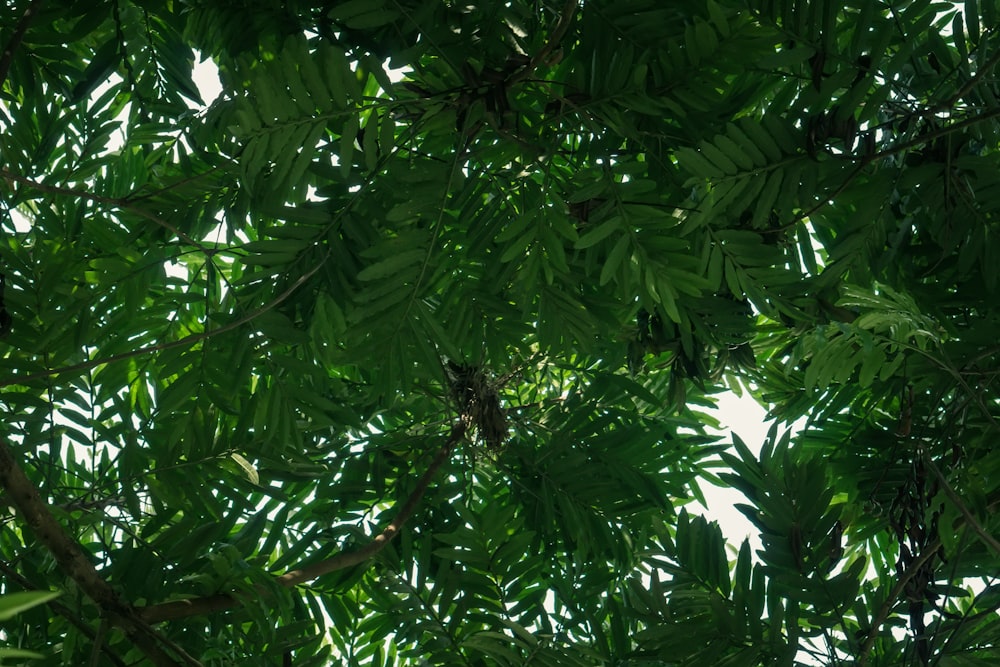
[911,344,1000,435]
[776,161,868,231]
[130,616,204,666]
[89,619,110,667]
[0,0,44,90]
[122,166,221,203]
[868,105,1000,162]
[138,423,465,623]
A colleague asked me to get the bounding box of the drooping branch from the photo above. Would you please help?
[0,0,44,90]
[137,422,465,624]
[0,439,183,665]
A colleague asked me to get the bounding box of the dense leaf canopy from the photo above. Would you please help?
[1,0,1000,665]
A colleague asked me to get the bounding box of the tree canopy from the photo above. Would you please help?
[1,0,1000,665]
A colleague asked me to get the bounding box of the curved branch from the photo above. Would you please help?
[137,422,465,624]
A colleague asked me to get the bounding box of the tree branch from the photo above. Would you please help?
[0,439,181,666]
[531,1,578,65]
[858,539,941,667]
[137,423,465,624]
[858,451,1000,666]
[0,248,326,388]
[509,0,578,86]
[868,105,1000,162]
[929,40,1000,115]
[923,453,1000,556]
[0,0,44,90]
[1,169,214,254]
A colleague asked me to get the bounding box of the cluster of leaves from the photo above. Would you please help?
[1,0,1000,665]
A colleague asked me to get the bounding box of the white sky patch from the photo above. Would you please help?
[8,207,30,233]
[192,55,223,106]
[704,391,769,552]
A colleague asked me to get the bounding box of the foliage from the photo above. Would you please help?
[0,591,61,663]
[1,0,1000,665]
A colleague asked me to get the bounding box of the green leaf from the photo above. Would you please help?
[71,41,120,102]
[326,0,382,21]
[752,170,783,228]
[339,114,360,177]
[500,228,537,262]
[738,118,784,163]
[713,135,755,172]
[575,217,622,249]
[600,234,632,285]
[706,0,730,37]
[0,647,46,660]
[966,0,980,42]
[0,591,62,621]
[229,452,260,485]
[676,147,726,178]
[357,249,426,281]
